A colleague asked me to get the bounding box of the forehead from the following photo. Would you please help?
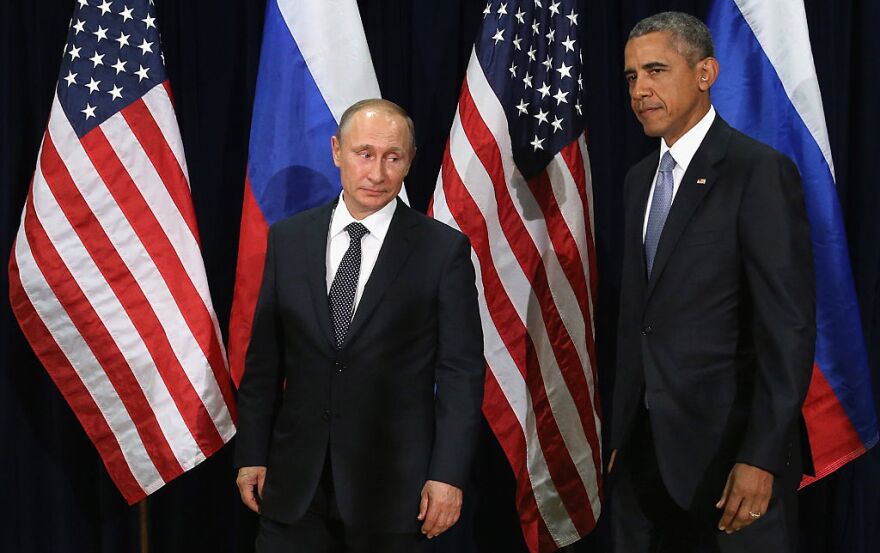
[624,31,687,66]
[340,109,409,147]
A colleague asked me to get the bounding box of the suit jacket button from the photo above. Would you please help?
[322,410,330,421]
[641,326,653,336]
[335,362,345,373]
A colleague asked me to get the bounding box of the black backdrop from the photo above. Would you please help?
[2,1,878,552]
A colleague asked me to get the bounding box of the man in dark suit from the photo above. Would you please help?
[609,12,816,552]
[234,99,485,552]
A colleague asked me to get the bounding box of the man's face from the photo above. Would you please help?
[624,31,711,146]
[331,109,413,220]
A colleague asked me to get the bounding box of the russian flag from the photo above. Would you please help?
[228,0,382,385]
[707,0,878,485]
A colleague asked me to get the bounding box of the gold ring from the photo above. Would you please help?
[748,511,762,519]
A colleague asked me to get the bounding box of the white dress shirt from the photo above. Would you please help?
[642,106,716,240]
[326,194,397,314]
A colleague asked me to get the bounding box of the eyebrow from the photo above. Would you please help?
[624,60,669,76]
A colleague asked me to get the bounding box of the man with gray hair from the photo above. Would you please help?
[609,11,815,552]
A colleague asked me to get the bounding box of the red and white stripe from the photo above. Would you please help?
[9,83,237,504]
[432,49,601,551]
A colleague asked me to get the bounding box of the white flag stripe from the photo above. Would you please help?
[545,154,599,398]
[48,103,231,439]
[733,0,835,177]
[31,153,202,468]
[447,126,599,511]
[465,56,595,379]
[141,85,190,181]
[126,92,231,366]
[99,114,233,429]
[100,111,217,319]
[278,0,381,124]
[547,152,592,290]
[433,193,580,543]
[14,228,164,493]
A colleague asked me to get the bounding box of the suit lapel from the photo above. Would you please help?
[344,201,418,347]
[645,118,731,301]
[304,201,337,349]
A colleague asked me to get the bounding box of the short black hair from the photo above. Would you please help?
[629,11,714,65]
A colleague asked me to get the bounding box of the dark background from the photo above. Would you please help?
[2,0,878,552]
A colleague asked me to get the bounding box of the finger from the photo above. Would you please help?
[716,473,733,509]
[239,485,259,513]
[421,504,440,536]
[718,494,742,531]
[417,489,429,521]
[256,472,265,499]
[729,501,757,533]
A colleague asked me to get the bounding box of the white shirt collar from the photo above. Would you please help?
[329,193,398,242]
[659,106,716,173]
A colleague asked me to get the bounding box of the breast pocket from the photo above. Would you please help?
[680,229,726,248]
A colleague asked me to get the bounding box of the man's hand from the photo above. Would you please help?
[716,462,773,533]
[236,466,267,513]
[417,480,463,539]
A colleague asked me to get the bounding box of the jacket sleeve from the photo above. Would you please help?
[427,234,485,488]
[234,224,285,469]
[735,151,816,475]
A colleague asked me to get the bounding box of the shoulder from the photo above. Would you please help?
[399,203,470,245]
[714,120,799,175]
[269,200,335,236]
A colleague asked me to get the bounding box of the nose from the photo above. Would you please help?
[366,157,385,184]
[630,76,650,99]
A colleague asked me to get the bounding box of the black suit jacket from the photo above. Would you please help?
[610,116,816,510]
[235,199,485,533]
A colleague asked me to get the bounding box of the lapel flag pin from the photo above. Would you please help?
[696,178,707,185]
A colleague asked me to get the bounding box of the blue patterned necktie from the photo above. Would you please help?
[644,151,676,278]
[329,222,369,348]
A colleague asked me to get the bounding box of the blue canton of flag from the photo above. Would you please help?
[59,0,166,136]
[476,0,585,178]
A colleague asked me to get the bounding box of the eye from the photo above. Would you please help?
[357,151,371,159]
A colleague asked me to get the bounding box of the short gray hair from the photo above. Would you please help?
[335,98,416,153]
[629,11,714,65]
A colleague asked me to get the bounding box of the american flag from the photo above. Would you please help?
[431,0,600,550]
[7,0,236,504]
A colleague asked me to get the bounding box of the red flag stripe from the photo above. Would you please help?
[452,86,602,492]
[9,244,150,502]
[21,182,183,484]
[440,145,596,535]
[121,96,201,245]
[49,103,236,435]
[560,140,599,301]
[433,191,584,544]
[95,102,237,424]
[228,177,269,386]
[461,61,602,482]
[144,84,188,187]
[39,132,225,458]
[76,124,237,420]
[483,370,544,553]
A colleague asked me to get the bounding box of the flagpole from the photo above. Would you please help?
[139,498,149,553]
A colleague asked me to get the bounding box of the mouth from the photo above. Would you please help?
[638,106,663,118]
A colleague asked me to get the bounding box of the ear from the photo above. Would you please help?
[698,57,720,91]
[330,135,342,167]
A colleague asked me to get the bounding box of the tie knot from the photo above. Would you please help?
[659,151,676,173]
[345,222,369,241]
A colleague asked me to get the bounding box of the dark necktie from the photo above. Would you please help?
[645,151,676,278]
[328,222,369,348]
